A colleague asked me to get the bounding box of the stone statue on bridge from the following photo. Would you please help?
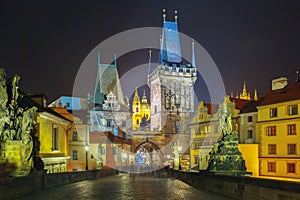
[0,68,42,177]
[207,99,246,176]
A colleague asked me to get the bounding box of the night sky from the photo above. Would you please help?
[1,1,300,103]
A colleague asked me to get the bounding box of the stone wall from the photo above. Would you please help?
[171,170,300,200]
[0,169,117,200]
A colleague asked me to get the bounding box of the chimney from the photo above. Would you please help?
[272,77,288,91]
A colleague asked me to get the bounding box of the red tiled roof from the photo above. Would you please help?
[89,131,131,145]
[259,81,300,106]
[230,97,251,110]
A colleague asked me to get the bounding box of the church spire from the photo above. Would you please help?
[239,81,251,100]
[142,90,148,104]
[254,89,258,101]
[134,87,140,102]
[192,39,196,67]
[148,47,152,74]
[174,10,178,23]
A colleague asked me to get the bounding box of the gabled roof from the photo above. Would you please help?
[239,100,260,114]
[258,81,300,106]
[230,97,251,110]
[18,92,72,123]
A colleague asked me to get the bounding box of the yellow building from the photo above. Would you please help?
[29,95,72,173]
[257,78,300,179]
[189,96,245,170]
[132,89,150,131]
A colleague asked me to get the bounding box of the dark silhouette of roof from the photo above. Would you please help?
[258,81,300,106]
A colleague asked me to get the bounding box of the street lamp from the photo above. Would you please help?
[177,145,182,170]
[85,145,89,171]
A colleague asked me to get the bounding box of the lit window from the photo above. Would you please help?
[52,125,59,151]
[72,131,78,141]
[266,126,276,136]
[288,124,296,135]
[247,130,253,139]
[267,162,275,172]
[247,116,253,122]
[288,144,296,154]
[288,105,298,115]
[72,150,78,160]
[270,108,277,118]
[287,163,296,173]
[268,144,276,154]
[194,156,199,164]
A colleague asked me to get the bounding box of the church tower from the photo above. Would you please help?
[148,10,197,132]
[132,88,150,131]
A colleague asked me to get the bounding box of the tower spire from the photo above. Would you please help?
[148,47,152,74]
[192,39,196,67]
[174,10,178,23]
[254,89,258,101]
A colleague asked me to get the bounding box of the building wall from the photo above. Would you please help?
[37,113,70,173]
[257,100,300,178]
[239,112,258,144]
[238,144,259,177]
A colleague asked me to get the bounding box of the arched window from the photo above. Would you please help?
[136,119,139,125]
[136,107,139,112]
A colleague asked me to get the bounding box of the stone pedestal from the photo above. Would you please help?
[2,140,32,177]
[207,131,246,176]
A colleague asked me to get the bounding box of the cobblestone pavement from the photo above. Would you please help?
[18,173,233,200]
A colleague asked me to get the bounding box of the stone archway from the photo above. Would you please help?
[133,141,164,168]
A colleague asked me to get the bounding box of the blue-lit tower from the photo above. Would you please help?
[148,10,197,132]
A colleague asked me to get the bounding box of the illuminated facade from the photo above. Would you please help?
[89,53,130,134]
[147,11,197,132]
[189,96,243,170]
[30,96,72,173]
[132,89,150,131]
[257,78,300,179]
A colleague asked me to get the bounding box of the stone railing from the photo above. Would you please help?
[171,170,300,199]
[0,169,118,200]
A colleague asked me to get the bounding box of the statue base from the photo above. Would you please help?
[1,140,32,177]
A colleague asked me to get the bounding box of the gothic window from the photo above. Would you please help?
[136,119,139,125]
[136,107,139,112]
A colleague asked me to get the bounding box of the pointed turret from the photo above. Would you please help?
[254,89,258,101]
[159,9,182,65]
[142,90,148,104]
[94,52,124,106]
[240,81,251,100]
[133,87,140,103]
[192,39,196,68]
